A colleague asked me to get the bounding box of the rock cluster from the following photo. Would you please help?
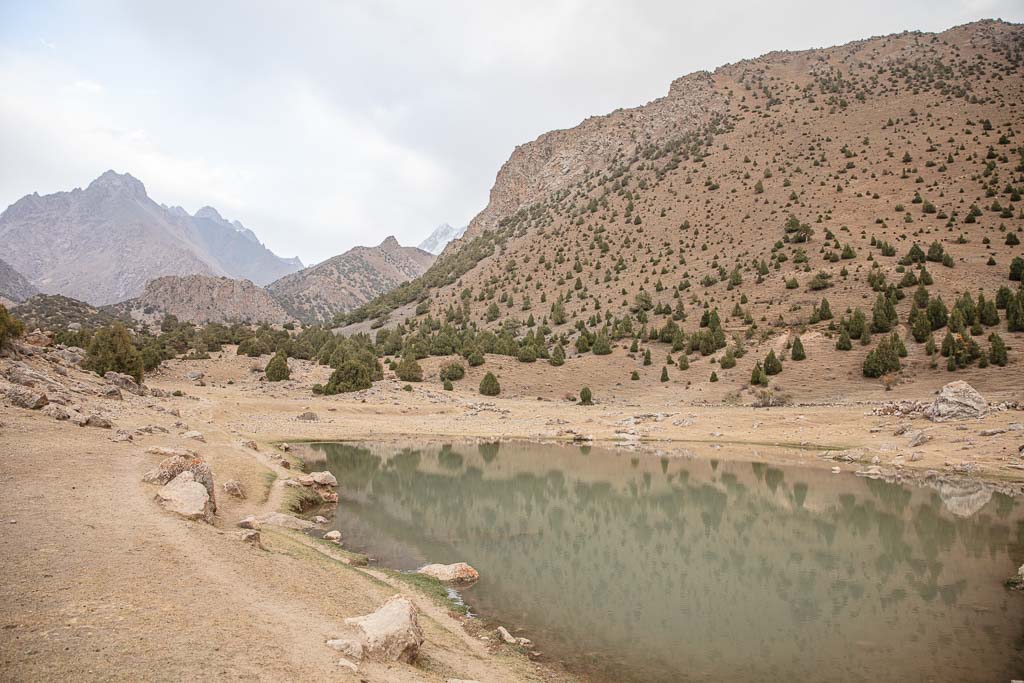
[143,453,217,512]
[154,471,214,522]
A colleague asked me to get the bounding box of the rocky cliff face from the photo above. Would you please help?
[0,258,37,305]
[0,171,302,305]
[454,71,728,249]
[120,275,292,325]
[267,237,434,322]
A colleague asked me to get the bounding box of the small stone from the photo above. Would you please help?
[112,429,133,443]
[324,530,342,543]
[336,658,358,673]
[237,515,261,530]
[296,411,319,422]
[831,466,841,474]
[314,515,329,525]
[241,440,258,450]
[182,430,205,442]
[496,626,517,644]
[239,530,263,549]
[222,479,246,499]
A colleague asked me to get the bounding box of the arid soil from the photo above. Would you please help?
[1,343,1022,682]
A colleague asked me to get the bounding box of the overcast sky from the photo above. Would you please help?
[1,1,1021,265]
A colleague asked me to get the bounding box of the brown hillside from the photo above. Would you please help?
[347,20,1024,403]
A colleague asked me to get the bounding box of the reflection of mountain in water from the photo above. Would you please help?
[933,481,995,518]
[309,442,1024,683]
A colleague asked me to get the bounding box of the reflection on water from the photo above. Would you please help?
[307,441,1024,683]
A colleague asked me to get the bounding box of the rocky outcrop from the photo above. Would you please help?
[267,237,434,322]
[417,562,480,584]
[925,381,988,422]
[155,471,214,523]
[119,274,293,325]
[456,72,727,247]
[327,595,424,663]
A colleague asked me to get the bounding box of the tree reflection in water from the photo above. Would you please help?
[309,441,1024,683]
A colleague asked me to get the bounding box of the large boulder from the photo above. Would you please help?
[925,381,988,422]
[143,454,216,511]
[3,385,48,409]
[329,595,424,663]
[104,371,145,396]
[417,562,480,584]
[155,471,213,522]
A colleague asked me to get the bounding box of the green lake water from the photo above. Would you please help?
[305,440,1024,682]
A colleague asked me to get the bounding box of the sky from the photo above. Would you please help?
[1,1,1022,265]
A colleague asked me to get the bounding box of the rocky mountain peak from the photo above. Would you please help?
[86,170,148,199]
[193,206,224,220]
[378,236,401,249]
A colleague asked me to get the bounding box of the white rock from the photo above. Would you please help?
[182,430,205,442]
[342,595,424,663]
[310,471,338,487]
[496,626,517,644]
[324,530,342,543]
[417,562,480,584]
[155,472,213,523]
[925,381,988,422]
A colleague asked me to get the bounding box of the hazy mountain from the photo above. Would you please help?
[184,206,304,285]
[0,171,302,305]
[115,274,293,326]
[418,222,467,255]
[267,236,435,323]
[0,257,37,305]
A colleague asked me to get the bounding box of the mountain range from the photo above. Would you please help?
[0,171,303,305]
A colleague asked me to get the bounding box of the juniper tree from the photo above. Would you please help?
[989,333,1008,366]
[764,349,782,375]
[85,323,143,384]
[479,372,500,396]
[790,336,806,361]
[265,351,290,381]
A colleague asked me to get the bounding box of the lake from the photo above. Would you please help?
[304,440,1024,682]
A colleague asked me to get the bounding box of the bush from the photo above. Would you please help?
[84,323,143,383]
[0,304,25,350]
[835,329,852,351]
[479,371,500,396]
[720,348,736,369]
[989,333,1008,367]
[322,360,373,394]
[591,333,611,355]
[467,351,485,367]
[439,363,465,382]
[710,371,718,382]
[579,386,593,405]
[764,350,782,375]
[630,370,639,380]
[265,351,290,381]
[660,366,669,382]
[396,354,423,382]
[443,380,454,391]
[790,336,805,361]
